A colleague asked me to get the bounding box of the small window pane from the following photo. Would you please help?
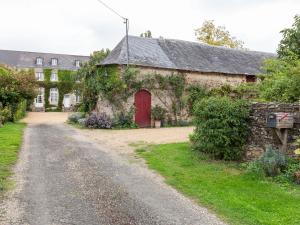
[50,88,58,105]
[35,72,44,81]
[36,57,43,65]
[75,60,80,67]
[51,58,58,66]
[50,72,58,81]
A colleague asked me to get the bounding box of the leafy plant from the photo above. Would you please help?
[190,96,250,160]
[258,59,300,102]
[0,103,11,127]
[259,146,287,177]
[77,118,86,127]
[85,112,112,129]
[0,65,37,123]
[68,112,85,123]
[186,84,208,115]
[112,108,137,128]
[151,105,166,120]
[278,15,300,60]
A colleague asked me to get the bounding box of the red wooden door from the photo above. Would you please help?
[135,90,151,128]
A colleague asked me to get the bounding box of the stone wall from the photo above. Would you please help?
[96,65,247,121]
[246,103,300,159]
[136,66,247,87]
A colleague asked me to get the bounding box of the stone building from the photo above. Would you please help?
[0,49,89,111]
[100,35,275,127]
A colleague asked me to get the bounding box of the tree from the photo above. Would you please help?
[140,30,152,38]
[195,20,245,49]
[258,58,300,102]
[277,15,300,60]
[76,49,110,112]
[0,65,38,123]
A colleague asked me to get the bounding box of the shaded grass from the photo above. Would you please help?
[0,123,26,193]
[137,143,300,225]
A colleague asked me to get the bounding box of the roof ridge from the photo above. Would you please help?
[127,35,276,56]
[0,49,89,57]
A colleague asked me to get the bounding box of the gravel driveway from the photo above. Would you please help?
[0,113,225,225]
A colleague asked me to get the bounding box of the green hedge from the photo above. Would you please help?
[190,96,250,160]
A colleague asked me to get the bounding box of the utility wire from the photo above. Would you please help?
[95,0,125,20]
[95,0,130,66]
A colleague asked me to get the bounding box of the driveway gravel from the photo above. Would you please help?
[0,114,226,225]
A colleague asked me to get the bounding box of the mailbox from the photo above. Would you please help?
[267,113,294,129]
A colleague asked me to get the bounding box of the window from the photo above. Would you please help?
[51,58,58,66]
[35,88,44,106]
[50,72,58,81]
[36,57,43,65]
[75,94,81,103]
[35,72,44,81]
[75,60,80,68]
[246,75,256,83]
[50,88,59,105]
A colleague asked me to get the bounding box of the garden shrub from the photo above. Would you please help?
[275,158,299,183]
[112,109,137,128]
[85,112,112,129]
[13,100,27,121]
[0,103,11,126]
[259,145,287,177]
[186,84,208,115]
[68,112,85,123]
[77,118,86,127]
[151,105,166,121]
[190,96,250,160]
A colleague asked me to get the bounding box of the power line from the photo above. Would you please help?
[95,0,125,20]
[95,0,130,66]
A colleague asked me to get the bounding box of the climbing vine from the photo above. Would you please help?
[81,63,187,123]
[39,69,77,111]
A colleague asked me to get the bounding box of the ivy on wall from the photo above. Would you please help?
[39,69,78,111]
[81,64,187,123]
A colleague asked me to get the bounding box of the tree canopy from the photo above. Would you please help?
[140,30,152,38]
[76,49,110,112]
[195,20,245,49]
[277,15,300,60]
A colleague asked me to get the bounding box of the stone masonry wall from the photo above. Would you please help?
[246,103,300,160]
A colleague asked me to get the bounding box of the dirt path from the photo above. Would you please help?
[22,112,194,155]
[0,120,225,225]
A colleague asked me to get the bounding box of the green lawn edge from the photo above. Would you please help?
[136,142,300,225]
[0,122,26,193]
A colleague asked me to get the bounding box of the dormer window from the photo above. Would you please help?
[75,60,80,68]
[51,58,58,66]
[36,57,43,65]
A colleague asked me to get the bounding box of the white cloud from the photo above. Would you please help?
[0,0,299,55]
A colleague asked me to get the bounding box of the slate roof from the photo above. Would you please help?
[101,36,276,75]
[0,49,90,70]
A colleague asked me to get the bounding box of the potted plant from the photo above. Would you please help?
[151,105,166,128]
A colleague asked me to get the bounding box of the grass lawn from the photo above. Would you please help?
[137,143,300,225]
[0,123,26,193]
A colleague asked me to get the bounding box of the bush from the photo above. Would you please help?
[112,110,137,128]
[13,100,27,121]
[190,96,250,160]
[259,146,287,177]
[0,103,11,127]
[68,112,85,123]
[186,84,208,115]
[85,112,112,129]
[77,118,86,127]
[275,158,299,183]
[259,59,300,102]
[151,105,166,120]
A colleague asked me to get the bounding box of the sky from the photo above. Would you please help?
[0,0,299,56]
